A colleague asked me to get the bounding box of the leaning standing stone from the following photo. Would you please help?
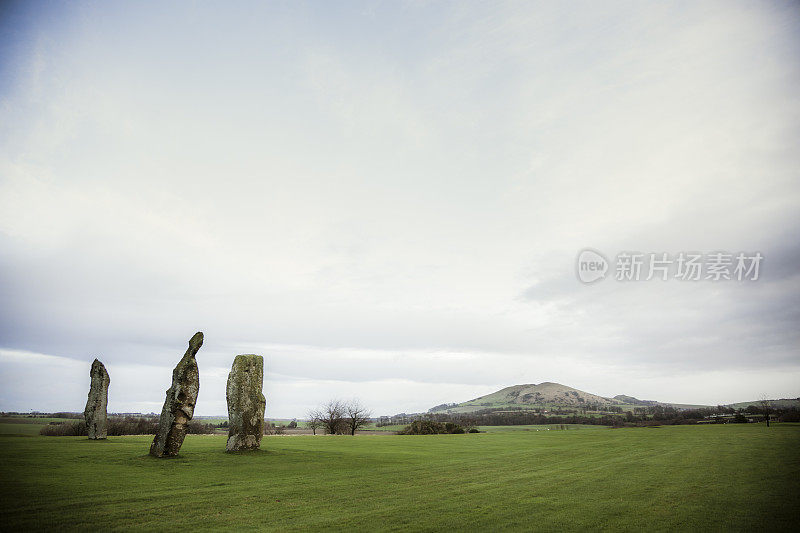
[149,332,203,457]
[84,359,110,439]
[226,354,266,452]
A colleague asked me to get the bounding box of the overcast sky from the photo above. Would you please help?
[1,1,798,418]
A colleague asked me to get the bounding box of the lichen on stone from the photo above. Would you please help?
[84,359,110,440]
[226,354,266,452]
[149,332,203,457]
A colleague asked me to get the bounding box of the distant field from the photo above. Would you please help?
[0,417,80,425]
[361,424,406,432]
[476,424,607,432]
[0,417,82,436]
[194,417,228,425]
[1,424,798,531]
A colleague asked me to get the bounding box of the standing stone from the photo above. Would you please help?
[149,332,203,457]
[84,359,110,439]
[226,354,266,452]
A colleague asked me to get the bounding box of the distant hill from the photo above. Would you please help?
[726,398,800,410]
[612,395,658,406]
[429,382,625,414]
[427,382,800,414]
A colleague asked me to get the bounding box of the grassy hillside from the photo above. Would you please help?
[427,382,799,414]
[1,425,798,530]
[727,398,800,410]
[430,382,626,413]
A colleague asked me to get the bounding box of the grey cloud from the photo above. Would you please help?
[1,1,799,414]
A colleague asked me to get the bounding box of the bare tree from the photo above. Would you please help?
[319,400,346,435]
[759,395,772,427]
[344,400,371,435]
[307,409,322,435]
[459,416,478,433]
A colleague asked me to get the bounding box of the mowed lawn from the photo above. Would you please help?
[1,425,798,531]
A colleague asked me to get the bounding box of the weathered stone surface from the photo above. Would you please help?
[226,354,265,452]
[84,359,110,439]
[149,332,203,457]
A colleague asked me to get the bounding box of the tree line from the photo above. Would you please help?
[414,404,800,427]
[39,415,216,436]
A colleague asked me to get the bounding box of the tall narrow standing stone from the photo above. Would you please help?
[149,332,203,457]
[84,359,110,439]
[226,354,265,452]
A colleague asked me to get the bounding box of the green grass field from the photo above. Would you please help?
[1,424,798,531]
